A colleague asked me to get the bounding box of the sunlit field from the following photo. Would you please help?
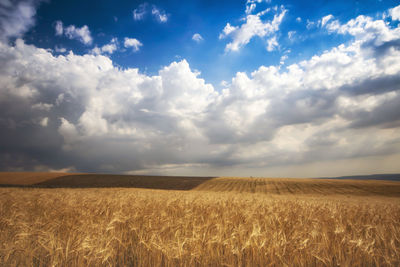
[1,175,400,266]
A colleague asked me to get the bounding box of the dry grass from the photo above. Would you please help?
[1,183,400,266]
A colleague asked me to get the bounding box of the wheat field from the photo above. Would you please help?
[1,176,400,266]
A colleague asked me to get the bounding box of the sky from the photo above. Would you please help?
[0,0,400,177]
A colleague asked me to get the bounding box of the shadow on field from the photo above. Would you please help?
[32,174,216,190]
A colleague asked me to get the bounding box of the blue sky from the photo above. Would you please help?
[23,0,399,87]
[1,0,400,176]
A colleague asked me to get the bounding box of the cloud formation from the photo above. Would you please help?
[124,37,142,52]
[1,4,400,176]
[54,20,92,45]
[0,0,41,41]
[389,5,400,21]
[151,6,168,23]
[91,38,118,55]
[192,33,203,42]
[220,5,286,52]
[132,3,168,23]
[133,3,147,21]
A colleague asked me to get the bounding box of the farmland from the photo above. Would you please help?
[0,173,400,266]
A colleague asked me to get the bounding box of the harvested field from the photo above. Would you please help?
[194,177,400,197]
[0,172,73,185]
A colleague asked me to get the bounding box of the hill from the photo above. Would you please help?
[0,172,74,185]
[1,172,399,196]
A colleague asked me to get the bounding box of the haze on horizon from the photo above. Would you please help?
[1,0,400,177]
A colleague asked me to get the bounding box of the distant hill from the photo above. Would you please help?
[1,172,400,196]
[0,172,215,190]
[317,173,400,181]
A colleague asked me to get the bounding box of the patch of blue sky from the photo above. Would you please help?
[21,0,400,90]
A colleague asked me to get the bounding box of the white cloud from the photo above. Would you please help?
[124,37,142,52]
[245,3,256,15]
[54,20,63,35]
[91,38,118,55]
[192,33,203,42]
[245,0,272,14]
[2,5,400,175]
[320,14,334,27]
[296,17,302,23]
[58,117,79,148]
[54,20,92,45]
[220,6,287,52]
[54,46,66,53]
[389,5,400,21]
[132,4,168,23]
[133,3,147,21]
[151,6,168,23]
[64,24,92,45]
[219,23,238,39]
[266,36,278,51]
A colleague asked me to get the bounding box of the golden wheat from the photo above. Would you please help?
[1,185,399,266]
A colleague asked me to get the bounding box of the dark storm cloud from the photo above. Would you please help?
[339,74,400,96]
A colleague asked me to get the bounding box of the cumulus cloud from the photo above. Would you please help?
[389,5,400,21]
[220,5,287,52]
[54,20,92,45]
[1,5,400,176]
[192,33,203,42]
[124,37,142,52]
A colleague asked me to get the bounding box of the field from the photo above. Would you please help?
[1,173,400,266]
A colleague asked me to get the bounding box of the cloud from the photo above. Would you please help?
[245,0,272,15]
[306,19,316,29]
[64,24,92,45]
[132,3,168,23]
[0,0,42,41]
[288,30,295,40]
[124,37,142,52]
[54,20,92,45]
[151,6,168,23]
[1,5,400,175]
[219,23,238,39]
[91,38,118,55]
[389,4,400,21]
[220,5,287,52]
[54,20,63,35]
[192,33,203,42]
[320,14,334,27]
[133,3,147,21]
[266,36,278,51]
[54,46,66,53]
